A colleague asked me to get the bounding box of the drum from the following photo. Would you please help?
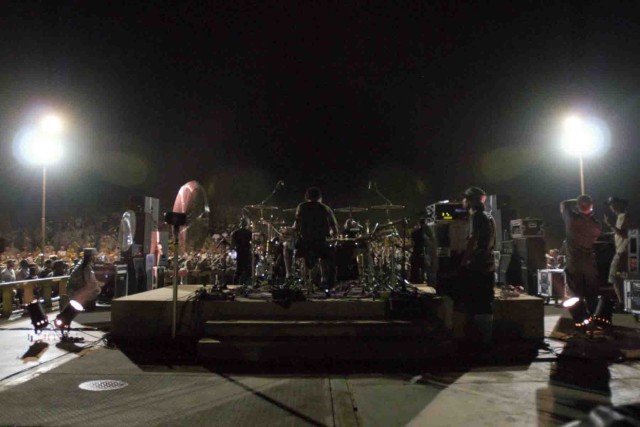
[334,239,359,281]
[279,226,296,245]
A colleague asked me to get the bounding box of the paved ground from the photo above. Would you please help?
[0,305,638,426]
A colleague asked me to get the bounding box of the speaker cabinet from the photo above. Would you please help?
[129,196,160,255]
[513,237,546,270]
[493,208,516,245]
[510,237,546,295]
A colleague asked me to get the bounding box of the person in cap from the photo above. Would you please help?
[458,186,496,347]
[604,196,631,309]
[560,195,602,327]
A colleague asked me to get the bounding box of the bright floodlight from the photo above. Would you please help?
[560,115,605,157]
[19,129,64,166]
[40,114,63,134]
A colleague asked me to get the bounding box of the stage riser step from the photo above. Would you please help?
[197,338,452,362]
[200,301,388,320]
[204,320,441,338]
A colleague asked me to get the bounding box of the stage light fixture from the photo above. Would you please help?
[591,295,613,327]
[26,299,49,332]
[54,300,84,329]
[562,297,589,326]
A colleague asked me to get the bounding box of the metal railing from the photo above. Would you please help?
[0,276,70,317]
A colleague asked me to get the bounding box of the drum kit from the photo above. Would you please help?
[239,197,412,297]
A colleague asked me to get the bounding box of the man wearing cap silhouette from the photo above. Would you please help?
[560,195,602,325]
[604,196,631,310]
[294,187,339,294]
[458,186,496,347]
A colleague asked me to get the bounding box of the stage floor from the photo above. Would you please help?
[1,305,639,426]
[111,284,544,343]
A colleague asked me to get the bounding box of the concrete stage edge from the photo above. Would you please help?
[111,285,544,342]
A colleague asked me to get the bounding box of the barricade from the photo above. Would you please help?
[0,276,70,317]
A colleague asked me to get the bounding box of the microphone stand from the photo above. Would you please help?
[259,181,282,206]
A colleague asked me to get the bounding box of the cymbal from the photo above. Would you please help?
[376,218,406,229]
[334,206,368,213]
[258,219,287,226]
[370,204,405,210]
[244,204,279,210]
[282,207,297,213]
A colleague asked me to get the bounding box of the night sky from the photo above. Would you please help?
[2,1,640,245]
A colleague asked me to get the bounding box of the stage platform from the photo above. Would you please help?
[112,285,543,342]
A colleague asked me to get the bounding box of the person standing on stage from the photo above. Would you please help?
[604,196,631,311]
[66,248,104,307]
[293,187,339,294]
[231,217,253,285]
[409,218,437,284]
[560,194,602,326]
[459,186,496,347]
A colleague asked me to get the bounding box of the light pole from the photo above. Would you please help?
[560,115,604,194]
[17,114,64,263]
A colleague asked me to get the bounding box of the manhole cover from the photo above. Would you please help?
[78,380,129,391]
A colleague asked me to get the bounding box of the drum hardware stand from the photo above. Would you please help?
[244,181,284,290]
[163,211,187,340]
[390,218,419,297]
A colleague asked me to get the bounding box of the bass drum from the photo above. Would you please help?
[335,240,359,281]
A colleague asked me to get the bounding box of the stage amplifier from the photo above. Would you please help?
[500,240,514,254]
[510,218,544,238]
[429,220,468,257]
[512,237,546,295]
[426,202,467,223]
[623,279,640,315]
[537,269,567,300]
[114,264,128,297]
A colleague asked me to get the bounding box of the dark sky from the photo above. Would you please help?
[1,1,640,245]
